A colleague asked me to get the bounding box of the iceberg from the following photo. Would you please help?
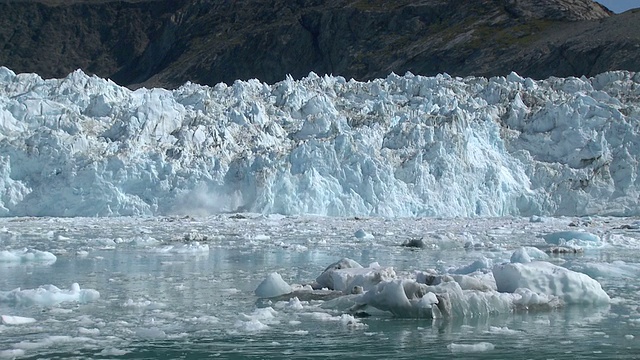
[0,248,57,264]
[542,230,602,248]
[255,272,292,298]
[0,283,100,307]
[492,261,610,305]
[305,250,609,319]
[1,315,37,325]
[0,67,639,217]
[315,258,395,293]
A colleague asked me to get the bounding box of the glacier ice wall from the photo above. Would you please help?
[0,67,639,217]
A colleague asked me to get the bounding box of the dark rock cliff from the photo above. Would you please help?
[1,0,638,88]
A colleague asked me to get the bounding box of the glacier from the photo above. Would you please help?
[0,66,639,217]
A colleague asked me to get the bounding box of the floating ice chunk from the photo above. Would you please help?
[511,247,549,263]
[13,335,95,350]
[354,229,374,239]
[356,279,438,318]
[255,272,292,298]
[451,257,493,274]
[0,249,57,264]
[98,348,129,356]
[487,326,521,335]
[510,248,531,263]
[77,327,100,336]
[286,297,304,310]
[135,327,167,339]
[542,231,601,248]
[123,299,166,310]
[0,283,100,307]
[129,236,160,247]
[276,242,308,252]
[0,349,25,358]
[237,319,269,332]
[339,314,367,329]
[188,315,219,324]
[236,307,278,332]
[448,342,495,353]
[492,261,610,304]
[315,260,395,293]
[569,260,640,279]
[156,242,210,254]
[315,258,362,289]
[1,315,36,325]
[423,280,516,318]
[304,312,337,322]
[301,312,366,329]
[420,273,496,292]
[513,288,558,308]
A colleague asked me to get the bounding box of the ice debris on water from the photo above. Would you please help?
[0,283,100,307]
[262,252,611,319]
[0,249,57,263]
[448,342,495,353]
[255,272,292,298]
[542,231,601,246]
[493,261,610,304]
[354,229,374,239]
[1,315,36,325]
[510,247,549,263]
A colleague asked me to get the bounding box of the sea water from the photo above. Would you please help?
[1,215,639,359]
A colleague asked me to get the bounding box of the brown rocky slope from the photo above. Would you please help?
[0,0,638,88]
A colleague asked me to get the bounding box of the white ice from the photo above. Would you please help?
[0,315,36,325]
[0,249,56,263]
[448,342,495,353]
[493,261,610,304]
[255,272,292,298]
[542,230,602,248]
[259,248,610,319]
[0,67,638,217]
[0,283,100,307]
[315,258,395,293]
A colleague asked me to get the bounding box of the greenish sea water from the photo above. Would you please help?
[1,216,639,359]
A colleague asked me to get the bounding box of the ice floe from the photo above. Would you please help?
[257,248,610,319]
[0,283,100,307]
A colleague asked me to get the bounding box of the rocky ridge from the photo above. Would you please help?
[0,0,638,88]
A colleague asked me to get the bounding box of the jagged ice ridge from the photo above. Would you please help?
[0,67,639,217]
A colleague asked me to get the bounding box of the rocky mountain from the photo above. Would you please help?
[0,0,638,88]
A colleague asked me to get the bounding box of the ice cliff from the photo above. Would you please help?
[0,67,638,217]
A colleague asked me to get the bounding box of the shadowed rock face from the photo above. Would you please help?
[0,0,638,88]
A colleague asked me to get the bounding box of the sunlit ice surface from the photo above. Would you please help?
[1,215,640,359]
